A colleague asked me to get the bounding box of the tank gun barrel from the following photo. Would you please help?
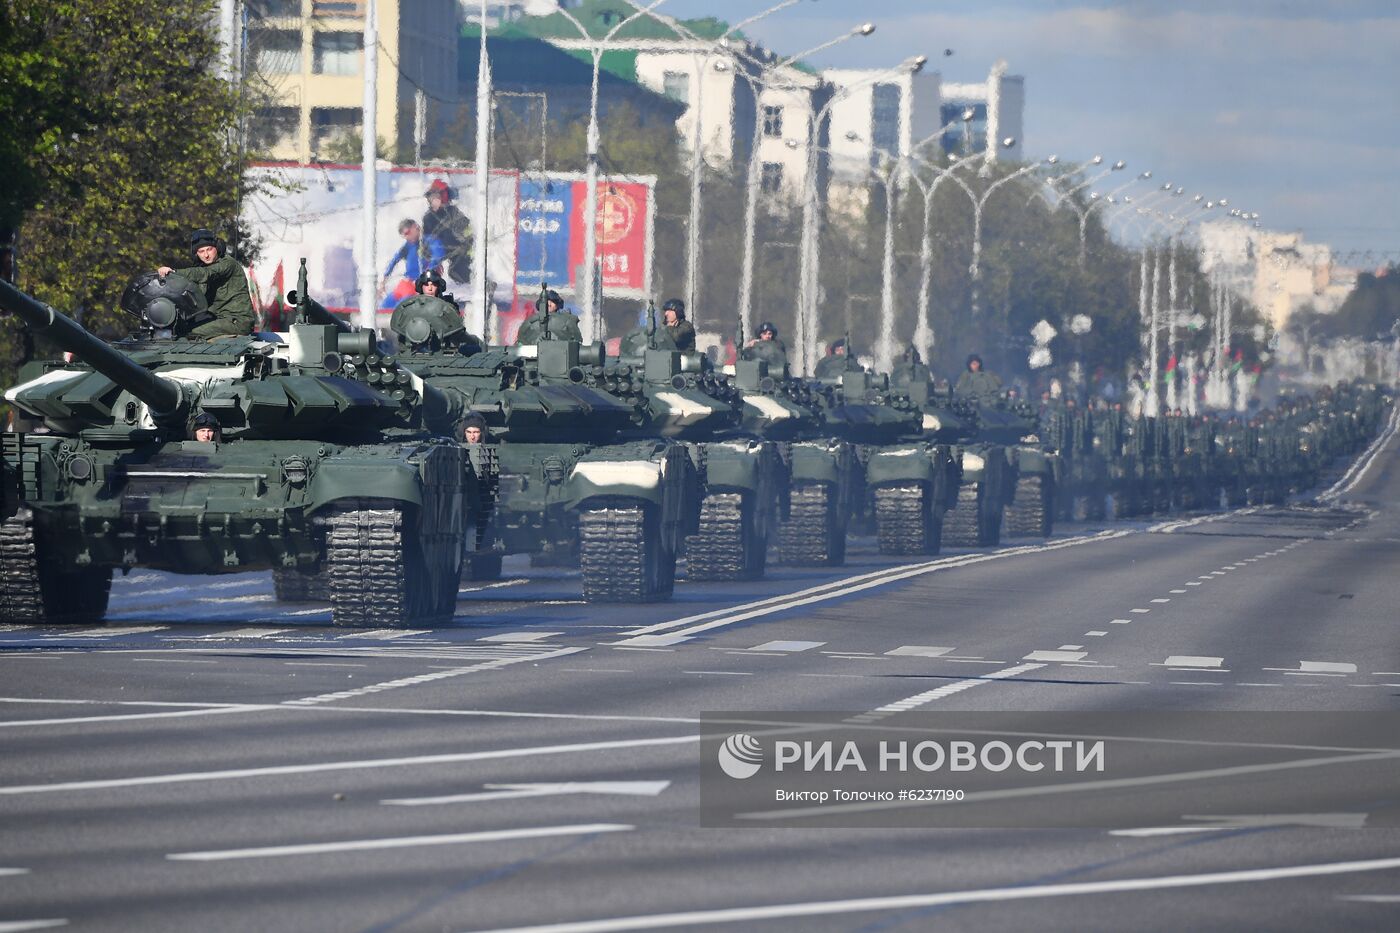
[0,279,182,414]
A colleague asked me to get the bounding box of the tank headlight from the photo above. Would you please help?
[963,452,985,472]
[281,456,309,487]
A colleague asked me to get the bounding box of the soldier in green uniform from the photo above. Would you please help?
[661,299,695,351]
[741,321,788,367]
[814,338,859,380]
[515,289,582,343]
[954,353,1002,398]
[156,229,254,339]
[890,346,931,389]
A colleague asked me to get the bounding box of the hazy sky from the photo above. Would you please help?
[661,0,1400,260]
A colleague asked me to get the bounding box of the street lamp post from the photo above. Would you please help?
[796,54,928,374]
[723,23,875,343]
[554,0,673,341]
[680,0,808,331]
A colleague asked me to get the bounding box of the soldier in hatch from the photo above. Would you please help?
[156,229,255,338]
[955,353,1002,398]
[661,299,695,351]
[190,411,222,443]
[741,321,787,367]
[515,289,582,343]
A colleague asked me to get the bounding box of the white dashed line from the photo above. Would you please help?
[747,641,825,653]
[885,646,954,658]
[1151,598,1171,604]
[478,632,562,643]
[1155,656,1225,669]
[1084,631,1108,637]
[1024,650,1087,663]
[1130,608,1151,614]
[1110,619,1132,625]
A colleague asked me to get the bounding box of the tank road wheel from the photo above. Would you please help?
[686,493,767,582]
[943,484,1002,548]
[873,484,942,556]
[777,484,846,566]
[324,503,461,628]
[579,502,675,603]
[0,508,112,625]
[272,567,330,602]
[1004,476,1054,539]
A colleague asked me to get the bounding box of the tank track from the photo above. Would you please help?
[777,484,844,566]
[0,508,112,625]
[686,493,762,582]
[1004,476,1052,538]
[324,505,453,627]
[943,484,999,548]
[579,504,674,603]
[874,484,941,555]
[272,567,330,602]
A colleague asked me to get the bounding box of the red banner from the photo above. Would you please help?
[567,181,649,292]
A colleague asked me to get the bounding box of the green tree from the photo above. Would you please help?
[1,0,257,383]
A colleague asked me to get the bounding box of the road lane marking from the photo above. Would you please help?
[0,706,263,729]
[1084,631,1108,637]
[382,781,670,807]
[1025,651,1086,663]
[284,646,586,706]
[0,735,698,796]
[1319,402,1400,502]
[1130,608,1151,614]
[0,921,68,932]
[1339,895,1400,903]
[1170,589,1187,594]
[478,632,562,643]
[1110,619,1132,624]
[748,641,824,652]
[463,855,1400,933]
[1156,656,1225,669]
[0,869,30,876]
[885,646,954,658]
[43,626,166,639]
[167,824,633,862]
[846,663,1045,723]
[1151,598,1171,604]
[193,628,293,640]
[1057,644,1084,650]
[338,630,431,640]
[613,531,1134,644]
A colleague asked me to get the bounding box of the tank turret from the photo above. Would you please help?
[1,271,491,629]
[2,279,184,416]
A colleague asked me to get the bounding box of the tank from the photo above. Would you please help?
[389,302,699,603]
[608,334,783,584]
[0,265,492,628]
[729,358,859,567]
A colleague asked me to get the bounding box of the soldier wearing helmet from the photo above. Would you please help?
[460,413,488,445]
[190,411,222,443]
[515,288,582,343]
[661,298,695,351]
[156,229,255,339]
[742,320,787,367]
[955,352,1002,398]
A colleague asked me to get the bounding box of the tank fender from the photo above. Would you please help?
[865,444,940,487]
[306,458,425,512]
[787,441,845,486]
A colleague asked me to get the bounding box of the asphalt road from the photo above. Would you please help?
[2,410,1400,932]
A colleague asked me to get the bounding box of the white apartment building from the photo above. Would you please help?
[1199,222,1352,330]
[940,72,1024,162]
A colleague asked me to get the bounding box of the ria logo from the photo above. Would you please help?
[718,733,763,779]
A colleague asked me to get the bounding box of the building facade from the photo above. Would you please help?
[1199,222,1352,330]
[248,0,460,163]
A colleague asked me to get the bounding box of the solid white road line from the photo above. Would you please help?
[847,663,1046,723]
[615,531,1134,645]
[0,735,697,796]
[0,706,264,729]
[1319,403,1400,502]
[284,646,586,706]
[382,781,670,806]
[0,921,68,933]
[0,869,30,877]
[167,824,633,862]
[464,855,1400,933]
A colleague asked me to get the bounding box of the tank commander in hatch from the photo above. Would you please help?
[461,413,488,445]
[661,299,695,351]
[156,229,255,339]
[515,289,582,344]
[955,353,1003,398]
[190,411,222,443]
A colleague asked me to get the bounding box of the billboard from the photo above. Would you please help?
[243,163,657,338]
[514,175,655,300]
[242,163,519,325]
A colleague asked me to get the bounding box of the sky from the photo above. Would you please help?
[661,0,1400,262]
